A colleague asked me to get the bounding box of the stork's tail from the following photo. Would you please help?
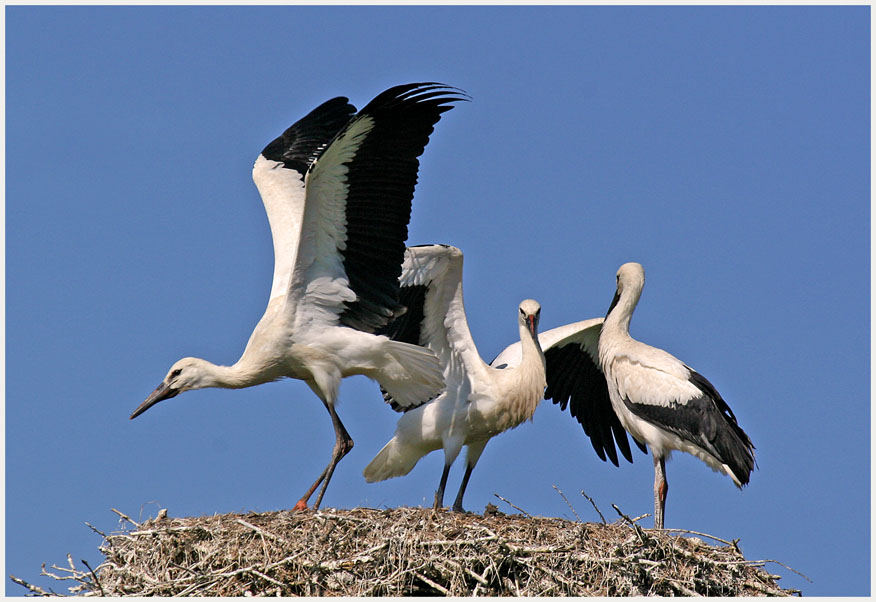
[376,340,445,409]
[363,434,427,482]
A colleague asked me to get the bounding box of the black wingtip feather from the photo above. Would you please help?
[361,82,471,110]
[260,96,357,176]
[336,83,465,333]
[544,343,640,466]
[688,369,755,484]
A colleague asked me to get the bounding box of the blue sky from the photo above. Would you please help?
[5,5,869,596]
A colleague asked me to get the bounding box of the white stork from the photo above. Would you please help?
[364,245,642,511]
[130,83,465,511]
[599,262,755,528]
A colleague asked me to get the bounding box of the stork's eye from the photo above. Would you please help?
[170,369,182,380]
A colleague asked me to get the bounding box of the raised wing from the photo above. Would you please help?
[377,244,487,411]
[288,83,467,332]
[492,318,647,465]
[252,97,357,302]
[379,244,458,355]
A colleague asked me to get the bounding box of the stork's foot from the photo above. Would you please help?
[451,503,468,513]
[292,499,308,512]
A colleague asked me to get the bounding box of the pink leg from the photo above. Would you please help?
[653,454,668,529]
[294,398,354,511]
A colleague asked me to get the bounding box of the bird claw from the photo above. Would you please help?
[292,500,308,512]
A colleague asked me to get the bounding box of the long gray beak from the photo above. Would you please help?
[130,381,179,420]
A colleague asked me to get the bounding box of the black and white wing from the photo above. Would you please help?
[614,348,754,484]
[286,83,466,332]
[491,318,647,465]
[253,96,357,303]
[378,244,487,411]
[685,369,756,485]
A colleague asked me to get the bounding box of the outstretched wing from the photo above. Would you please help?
[377,244,487,411]
[252,96,357,303]
[491,318,647,465]
[287,83,467,332]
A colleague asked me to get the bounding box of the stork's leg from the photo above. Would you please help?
[434,464,451,510]
[450,463,474,513]
[294,397,354,511]
[435,440,470,510]
[434,463,451,510]
[451,441,487,513]
[653,454,668,529]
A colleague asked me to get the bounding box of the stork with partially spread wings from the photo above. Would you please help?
[131,83,466,511]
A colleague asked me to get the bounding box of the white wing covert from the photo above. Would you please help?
[492,318,647,465]
[490,318,602,369]
[252,97,357,303]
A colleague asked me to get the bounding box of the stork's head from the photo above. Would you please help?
[616,262,645,290]
[518,299,542,337]
[130,357,213,419]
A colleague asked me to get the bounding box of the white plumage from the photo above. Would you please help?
[363,244,547,511]
[364,245,645,511]
[599,262,755,528]
[130,83,465,511]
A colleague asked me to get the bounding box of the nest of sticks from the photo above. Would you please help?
[13,503,802,597]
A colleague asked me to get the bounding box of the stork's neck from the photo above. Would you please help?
[599,286,642,376]
[518,321,546,370]
[203,360,275,390]
[507,320,547,413]
[603,287,640,341]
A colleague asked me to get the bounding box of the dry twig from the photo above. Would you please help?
[493,494,532,517]
[552,485,581,522]
[580,490,607,524]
